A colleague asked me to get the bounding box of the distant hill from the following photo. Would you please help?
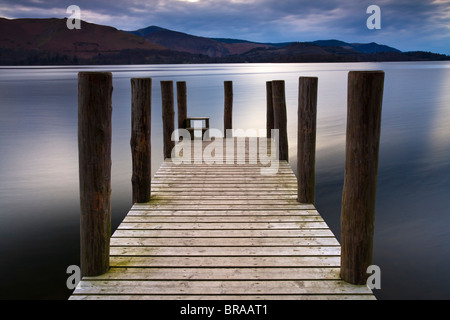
[127,26,273,57]
[222,42,448,63]
[225,42,361,63]
[0,18,198,65]
[126,25,418,59]
[312,40,401,54]
[128,25,230,57]
[0,18,448,65]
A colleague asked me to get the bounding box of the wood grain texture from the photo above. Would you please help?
[73,280,373,295]
[82,267,342,280]
[224,80,233,132]
[78,72,112,277]
[341,71,384,285]
[266,81,274,138]
[161,80,175,159]
[176,81,187,129]
[297,77,318,204]
[272,80,289,161]
[110,237,340,246]
[72,138,374,300]
[111,229,336,238]
[131,78,152,204]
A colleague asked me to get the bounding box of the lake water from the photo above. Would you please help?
[0,62,449,300]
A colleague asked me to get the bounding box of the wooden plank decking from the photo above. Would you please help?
[70,138,375,300]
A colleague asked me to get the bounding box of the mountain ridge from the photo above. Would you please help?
[126,25,402,57]
[1,18,448,65]
[126,25,274,57]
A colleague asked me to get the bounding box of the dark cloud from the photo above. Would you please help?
[1,0,448,54]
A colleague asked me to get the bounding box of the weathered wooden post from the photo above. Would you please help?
[266,81,274,138]
[341,71,384,285]
[271,80,289,161]
[161,80,175,159]
[297,77,318,204]
[131,78,152,204]
[78,72,112,277]
[177,81,187,129]
[224,81,233,133]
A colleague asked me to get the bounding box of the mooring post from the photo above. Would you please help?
[161,80,175,159]
[266,81,274,139]
[78,72,112,277]
[271,80,289,161]
[177,81,187,129]
[131,78,152,204]
[224,80,233,133]
[297,77,318,204]
[340,70,384,285]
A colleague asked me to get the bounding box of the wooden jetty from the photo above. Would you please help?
[71,138,375,300]
[71,73,384,300]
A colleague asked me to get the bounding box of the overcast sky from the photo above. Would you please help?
[1,0,449,54]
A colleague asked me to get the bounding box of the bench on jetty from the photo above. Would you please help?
[70,74,384,300]
[186,117,210,140]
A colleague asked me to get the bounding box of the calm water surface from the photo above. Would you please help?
[0,62,449,299]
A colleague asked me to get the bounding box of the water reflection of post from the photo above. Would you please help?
[341,70,385,285]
